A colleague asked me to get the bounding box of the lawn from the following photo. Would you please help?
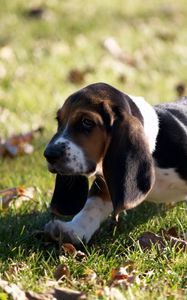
[0,0,187,299]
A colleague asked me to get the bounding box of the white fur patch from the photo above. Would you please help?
[45,197,113,243]
[54,135,87,173]
[54,136,66,145]
[129,95,159,153]
[147,166,187,203]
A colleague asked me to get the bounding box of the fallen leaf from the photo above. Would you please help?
[0,279,27,300]
[62,243,77,256]
[175,83,186,97]
[138,231,165,250]
[0,187,18,209]
[67,69,85,84]
[54,264,70,281]
[0,279,85,300]
[110,261,141,288]
[52,288,85,300]
[76,250,87,261]
[0,127,44,158]
[26,291,53,300]
[25,6,45,19]
[138,231,187,252]
[102,37,137,67]
[60,243,87,260]
[13,187,36,208]
[162,226,179,238]
[111,262,135,281]
[0,186,35,209]
[111,267,129,281]
[67,66,94,84]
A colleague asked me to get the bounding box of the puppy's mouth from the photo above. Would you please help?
[47,161,96,177]
[47,162,72,175]
[47,163,58,174]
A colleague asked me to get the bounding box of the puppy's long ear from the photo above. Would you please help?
[103,112,155,216]
[50,175,89,216]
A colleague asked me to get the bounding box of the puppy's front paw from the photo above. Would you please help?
[44,220,83,244]
[44,220,64,241]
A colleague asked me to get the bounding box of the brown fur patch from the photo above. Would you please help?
[89,176,111,203]
[57,105,111,167]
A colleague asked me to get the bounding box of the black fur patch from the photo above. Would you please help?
[153,97,187,180]
[50,175,89,215]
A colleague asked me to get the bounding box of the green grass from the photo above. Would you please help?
[0,0,187,298]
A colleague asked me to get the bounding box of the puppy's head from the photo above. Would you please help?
[44,83,155,215]
[44,83,114,176]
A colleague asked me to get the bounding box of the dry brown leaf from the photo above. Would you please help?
[61,243,87,260]
[0,279,27,300]
[111,261,135,281]
[0,187,18,209]
[67,69,85,84]
[0,127,44,158]
[0,186,35,209]
[175,83,186,97]
[162,226,179,238]
[110,261,140,288]
[0,278,85,300]
[26,289,85,300]
[13,188,36,209]
[52,288,85,300]
[102,37,137,67]
[25,6,45,19]
[62,243,77,256]
[138,231,187,252]
[76,250,87,261]
[138,231,165,250]
[54,264,70,281]
[67,67,94,84]
[111,267,128,281]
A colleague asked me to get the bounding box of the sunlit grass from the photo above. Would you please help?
[0,0,187,298]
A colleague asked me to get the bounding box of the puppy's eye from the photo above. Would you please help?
[82,118,95,129]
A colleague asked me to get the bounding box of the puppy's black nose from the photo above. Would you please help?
[44,147,60,164]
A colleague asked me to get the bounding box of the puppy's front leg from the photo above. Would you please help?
[45,176,113,244]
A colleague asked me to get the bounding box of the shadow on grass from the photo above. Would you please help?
[0,210,58,261]
[91,201,166,247]
[0,202,165,261]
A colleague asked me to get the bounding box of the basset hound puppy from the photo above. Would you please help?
[44,82,187,244]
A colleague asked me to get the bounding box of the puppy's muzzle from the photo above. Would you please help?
[44,144,66,165]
